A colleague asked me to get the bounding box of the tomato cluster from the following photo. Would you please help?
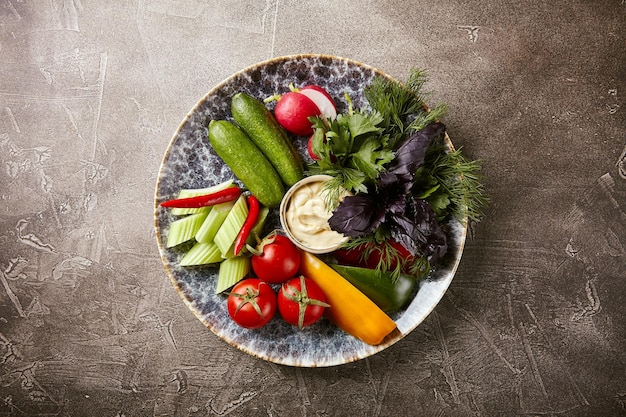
[226,232,329,329]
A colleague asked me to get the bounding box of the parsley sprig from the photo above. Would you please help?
[308,96,394,200]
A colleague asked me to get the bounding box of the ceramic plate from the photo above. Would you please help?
[154,54,467,367]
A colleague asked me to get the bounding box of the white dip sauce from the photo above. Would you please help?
[285,181,347,250]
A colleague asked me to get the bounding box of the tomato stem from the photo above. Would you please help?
[230,287,263,317]
[283,275,330,329]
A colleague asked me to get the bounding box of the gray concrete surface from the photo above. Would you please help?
[1,1,625,416]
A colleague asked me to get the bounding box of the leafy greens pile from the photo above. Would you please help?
[308,69,487,270]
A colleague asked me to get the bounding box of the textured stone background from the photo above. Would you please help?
[1,1,625,416]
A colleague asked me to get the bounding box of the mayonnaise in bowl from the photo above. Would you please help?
[280,175,350,254]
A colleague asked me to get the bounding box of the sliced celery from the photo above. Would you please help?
[214,194,248,256]
[221,207,270,258]
[166,211,209,248]
[170,179,235,215]
[179,241,222,266]
[216,256,250,294]
[195,200,236,243]
[247,207,269,245]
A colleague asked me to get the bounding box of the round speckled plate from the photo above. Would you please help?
[154,54,467,367]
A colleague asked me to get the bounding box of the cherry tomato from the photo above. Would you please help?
[227,278,277,329]
[278,276,330,329]
[250,232,301,284]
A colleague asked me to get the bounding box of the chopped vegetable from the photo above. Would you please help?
[233,195,260,256]
[179,241,222,266]
[195,200,236,243]
[161,187,242,208]
[298,251,397,345]
[166,211,209,248]
[214,194,249,256]
[216,256,251,294]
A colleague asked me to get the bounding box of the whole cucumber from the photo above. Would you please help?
[208,120,284,208]
[231,92,304,187]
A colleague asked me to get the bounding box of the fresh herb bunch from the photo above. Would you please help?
[308,69,487,272]
[308,96,394,201]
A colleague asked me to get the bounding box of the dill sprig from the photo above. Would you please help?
[365,69,448,148]
[417,141,489,223]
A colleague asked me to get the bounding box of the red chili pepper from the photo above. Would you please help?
[160,187,241,208]
[233,195,260,256]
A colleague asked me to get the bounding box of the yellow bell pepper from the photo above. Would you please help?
[299,251,397,345]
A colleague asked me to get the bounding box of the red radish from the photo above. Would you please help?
[270,85,337,137]
[307,135,320,160]
[273,92,321,136]
[307,132,337,163]
[299,86,337,120]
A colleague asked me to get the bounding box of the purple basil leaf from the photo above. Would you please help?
[328,194,385,237]
[388,122,446,178]
[377,171,411,214]
[389,198,448,262]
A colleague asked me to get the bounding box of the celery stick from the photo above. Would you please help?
[216,256,250,293]
[166,211,209,248]
[179,241,222,266]
[221,206,270,258]
[195,200,236,243]
[214,195,248,256]
[170,179,235,215]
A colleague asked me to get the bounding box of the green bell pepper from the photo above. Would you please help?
[330,264,417,313]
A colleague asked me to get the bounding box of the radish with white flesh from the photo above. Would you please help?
[271,85,336,137]
[299,86,337,120]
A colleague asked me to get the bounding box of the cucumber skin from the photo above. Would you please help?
[231,92,304,187]
[208,120,284,208]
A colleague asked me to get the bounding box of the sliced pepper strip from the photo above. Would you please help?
[298,251,397,345]
[160,187,241,208]
[233,195,260,256]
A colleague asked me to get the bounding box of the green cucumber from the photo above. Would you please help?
[166,211,209,247]
[215,256,250,294]
[208,120,284,208]
[231,92,304,187]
